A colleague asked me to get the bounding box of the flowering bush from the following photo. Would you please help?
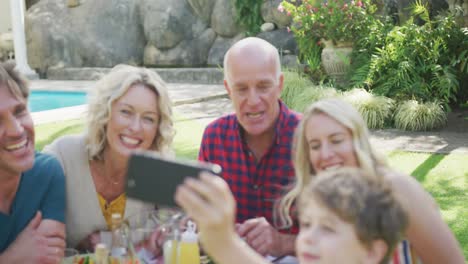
[279,0,378,44]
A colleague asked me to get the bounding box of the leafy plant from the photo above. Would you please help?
[280,68,313,108]
[342,88,394,129]
[280,0,378,43]
[349,16,394,89]
[363,2,468,109]
[233,0,263,35]
[394,100,447,131]
[280,0,381,85]
[292,85,340,112]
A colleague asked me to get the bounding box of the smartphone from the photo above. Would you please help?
[126,151,222,207]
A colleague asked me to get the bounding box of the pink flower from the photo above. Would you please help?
[356,1,363,7]
[287,26,291,33]
[277,4,284,13]
[287,10,291,16]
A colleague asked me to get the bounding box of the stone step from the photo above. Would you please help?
[46,67,224,85]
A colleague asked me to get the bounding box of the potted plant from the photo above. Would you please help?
[279,0,378,85]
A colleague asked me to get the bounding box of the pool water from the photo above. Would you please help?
[28,90,87,112]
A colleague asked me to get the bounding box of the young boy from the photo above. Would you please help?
[176,168,408,264]
[296,168,408,264]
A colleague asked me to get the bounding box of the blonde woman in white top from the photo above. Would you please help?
[44,64,174,251]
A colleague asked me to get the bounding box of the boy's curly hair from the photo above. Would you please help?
[299,168,408,263]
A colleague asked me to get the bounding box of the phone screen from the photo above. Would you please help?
[126,152,222,207]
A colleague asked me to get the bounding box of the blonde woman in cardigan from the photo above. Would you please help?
[44,64,175,251]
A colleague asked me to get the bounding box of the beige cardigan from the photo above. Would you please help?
[43,134,153,248]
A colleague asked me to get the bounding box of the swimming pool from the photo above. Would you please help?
[29,90,87,112]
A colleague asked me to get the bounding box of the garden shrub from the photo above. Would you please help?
[394,100,447,131]
[281,69,313,108]
[292,86,339,112]
[281,0,382,86]
[233,0,263,35]
[342,88,394,129]
[362,2,468,109]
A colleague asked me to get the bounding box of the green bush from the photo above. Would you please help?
[362,2,467,109]
[292,86,339,112]
[281,69,313,108]
[281,0,383,85]
[394,100,447,131]
[342,88,394,129]
[349,17,394,89]
[233,0,263,35]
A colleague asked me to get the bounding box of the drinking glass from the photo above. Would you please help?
[123,207,185,263]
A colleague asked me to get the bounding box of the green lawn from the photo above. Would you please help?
[387,151,468,259]
[35,114,208,159]
[35,116,468,260]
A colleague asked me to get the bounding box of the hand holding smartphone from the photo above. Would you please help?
[126,151,222,207]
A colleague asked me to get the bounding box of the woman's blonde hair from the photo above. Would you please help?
[277,98,386,228]
[86,64,174,160]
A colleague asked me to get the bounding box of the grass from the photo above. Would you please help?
[34,113,208,160]
[35,119,84,151]
[387,151,468,259]
[35,116,468,260]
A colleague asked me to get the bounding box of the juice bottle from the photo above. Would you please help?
[177,220,200,264]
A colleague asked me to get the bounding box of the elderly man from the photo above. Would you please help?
[0,61,66,263]
[198,37,300,257]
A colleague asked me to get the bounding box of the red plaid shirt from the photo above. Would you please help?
[199,101,301,234]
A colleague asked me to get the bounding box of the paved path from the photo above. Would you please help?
[30,80,468,154]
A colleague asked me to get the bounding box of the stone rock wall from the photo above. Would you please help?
[26,0,145,74]
[25,0,459,73]
[25,0,293,73]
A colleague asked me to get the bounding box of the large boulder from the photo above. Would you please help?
[257,28,297,54]
[26,0,145,72]
[144,28,216,66]
[140,0,207,50]
[261,0,292,29]
[211,0,241,37]
[207,33,245,66]
[187,0,216,24]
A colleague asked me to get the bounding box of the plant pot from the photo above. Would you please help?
[321,40,353,87]
[67,0,80,8]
